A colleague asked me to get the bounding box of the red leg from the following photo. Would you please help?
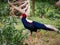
[30,34,32,37]
[36,31,40,38]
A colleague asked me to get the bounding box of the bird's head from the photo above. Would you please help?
[20,13,27,19]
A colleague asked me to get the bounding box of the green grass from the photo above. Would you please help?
[0,16,60,45]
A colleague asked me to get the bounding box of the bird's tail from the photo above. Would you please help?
[44,24,60,33]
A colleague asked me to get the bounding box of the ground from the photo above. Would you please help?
[15,17,60,45]
[24,30,60,45]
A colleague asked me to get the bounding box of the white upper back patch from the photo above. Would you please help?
[26,18,33,23]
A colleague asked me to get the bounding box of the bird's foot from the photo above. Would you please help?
[29,34,33,39]
[28,34,33,41]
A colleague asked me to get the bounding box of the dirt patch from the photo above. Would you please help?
[24,31,60,45]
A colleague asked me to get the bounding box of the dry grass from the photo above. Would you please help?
[23,31,60,45]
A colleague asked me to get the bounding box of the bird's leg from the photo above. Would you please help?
[30,32,32,38]
[36,31,40,38]
[28,32,33,41]
[30,34,32,38]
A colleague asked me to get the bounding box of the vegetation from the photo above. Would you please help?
[0,0,60,45]
[0,16,29,45]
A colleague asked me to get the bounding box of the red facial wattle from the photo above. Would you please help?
[21,13,27,18]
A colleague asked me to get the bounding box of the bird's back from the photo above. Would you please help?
[33,21,51,30]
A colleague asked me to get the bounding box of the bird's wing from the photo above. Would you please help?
[33,21,46,29]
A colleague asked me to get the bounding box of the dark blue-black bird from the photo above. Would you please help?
[20,13,60,35]
[8,1,60,36]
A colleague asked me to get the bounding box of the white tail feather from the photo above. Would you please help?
[45,24,59,32]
